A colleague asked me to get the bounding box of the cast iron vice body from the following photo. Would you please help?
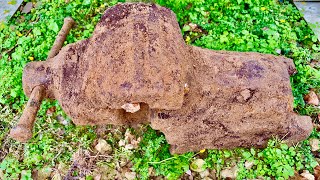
[10,3,312,154]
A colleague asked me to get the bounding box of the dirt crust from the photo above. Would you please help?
[21,3,312,154]
[151,47,312,153]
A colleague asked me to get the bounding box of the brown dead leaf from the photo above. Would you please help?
[244,161,254,169]
[304,91,319,106]
[289,171,305,180]
[46,106,56,115]
[199,169,210,178]
[94,174,101,180]
[22,2,33,14]
[300,170,315,180]
[95,139,112,154]
[124,172,136,180]
[56,115,68,125]
[221,166,238,179]
[314,123,320,132]
[310,138,320,152]
[314,166,320,180]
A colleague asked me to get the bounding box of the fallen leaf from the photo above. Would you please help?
[56,115,68,125]
[221,166,238,179]
[124,130,134,143]
[245,161,254,169]
[314,166,320,180]
[148,167,155,176]
[304,91,319,106]
[124,172,136,180]
[8,0,17,5]
[119,139,125,147]
[22,2,33,14]
[37,167,52,179]
[0,170,4,179]
[314,123,320,132]
[189,23,198,30]
[95,139,112,154]
[125,144,134,150]
[290,171,306,180]
[51,172,62,180]
[46,106,56,115]
[190,159,206,172]
[240,89,251,101]
[310,139,320,152]
[199,169,210,178]
[275,49,281,54]
[131,137,141,148]
[35,1,42,9]
[94,174,101,180]
[185,169,192,176]
[300,170,315,180]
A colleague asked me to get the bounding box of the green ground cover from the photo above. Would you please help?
[1,0,320,179]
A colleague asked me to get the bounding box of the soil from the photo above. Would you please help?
[151,47,312,153]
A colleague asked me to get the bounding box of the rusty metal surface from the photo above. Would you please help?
[11,3,313,154]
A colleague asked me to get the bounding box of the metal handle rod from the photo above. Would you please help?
[10,86,44,142]
[10,17,75,142]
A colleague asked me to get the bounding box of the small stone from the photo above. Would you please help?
[184,83,189,94]
[121,103,140,113]
[148,167,155,176]
[119,158,128,167]
[199,169,210,178]
[245,161,254,169]
[22,2,33,14]
[185,170,192,176]
[57,162,68,175]
[310,138,320,152]
[240,89,251,101]
[51,173,62,180]
[131,137,140,148]
[0,170,4,179]
[221,166,238,179]
[124,130,135,143]
[95,139,112,154]
[125,144,134,150]
[190,159,206,172]
[124,172,136,180]
[203,178,213,180]
[189,23,198,30]
[37,167,52,179]
[275,49,281,55]
[119,139,125,147]
[300,170,315,180]
[304,91,319,106]
[94,174,101,180]
[56,115,68,125]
